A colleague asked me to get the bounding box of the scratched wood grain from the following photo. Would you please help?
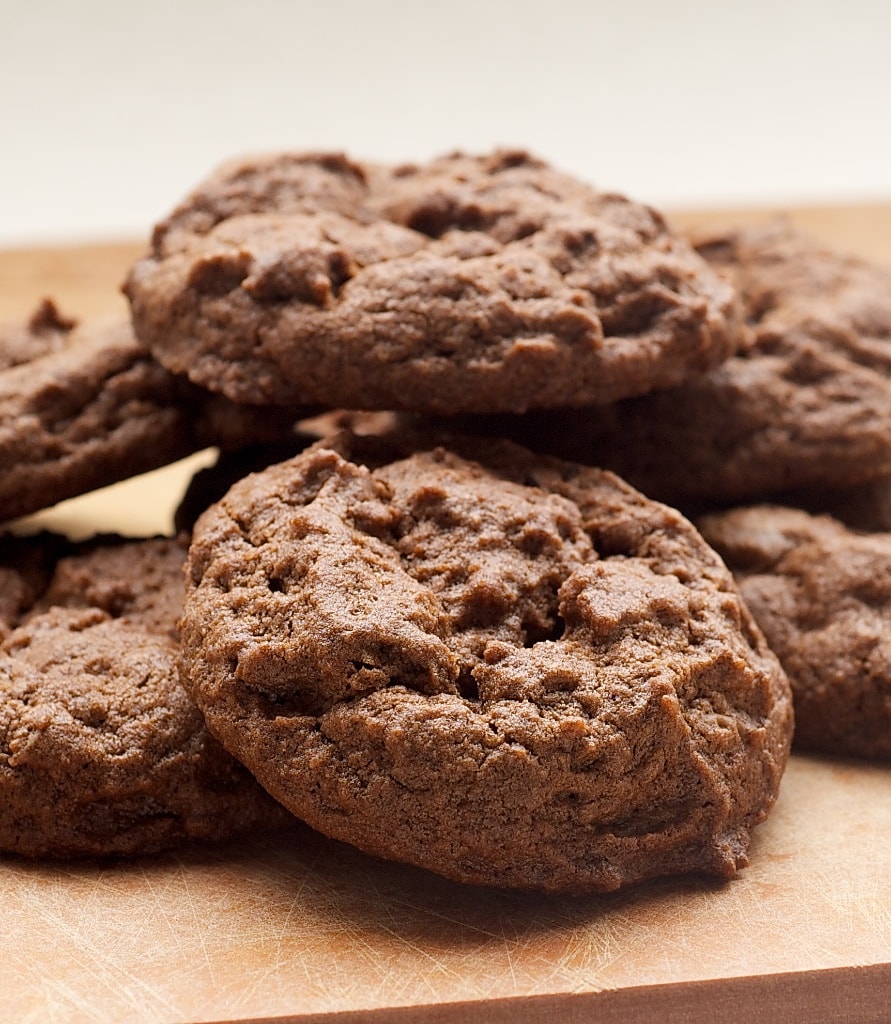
[2,207,891,1024]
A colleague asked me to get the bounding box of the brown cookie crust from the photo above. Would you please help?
[0,299,77,370]
[0,534,291,858]
[125,150,739,414]
[180,434,791,893]
[0,304,309,524]
[456,223,891,507]
[698,505,891,759]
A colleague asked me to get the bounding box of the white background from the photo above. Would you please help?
[2,0,890,246]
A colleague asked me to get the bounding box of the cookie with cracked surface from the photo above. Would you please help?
[446,223,891,508]
[0,300,311,523]
[0,532,292,858]
[124,150,740,414]
[698,504,891,759]
[180,433,792,893]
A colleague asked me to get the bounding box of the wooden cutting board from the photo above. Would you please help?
[2,208,891,1024]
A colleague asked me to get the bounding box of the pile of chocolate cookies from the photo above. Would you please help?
[1,149,888,893]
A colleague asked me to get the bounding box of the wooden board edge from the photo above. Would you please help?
[222,962,891,1024]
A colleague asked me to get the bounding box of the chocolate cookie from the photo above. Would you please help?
[451,223,891,508]
[0,301,310,523]
[698,505,891,759]
[124,150,739,414]
[0,532,291,858]
[180,433,792,893]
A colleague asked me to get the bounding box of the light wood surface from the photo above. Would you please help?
[2,207,891,1023]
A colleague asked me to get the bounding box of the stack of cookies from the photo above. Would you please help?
[2,148,886,894]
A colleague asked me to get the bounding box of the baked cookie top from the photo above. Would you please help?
[0,533,291,858]
[465,223,891,507]
[0,302,309,524]
[125,150,739,414]
[180,433,791,893]
[698,504,891,759]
